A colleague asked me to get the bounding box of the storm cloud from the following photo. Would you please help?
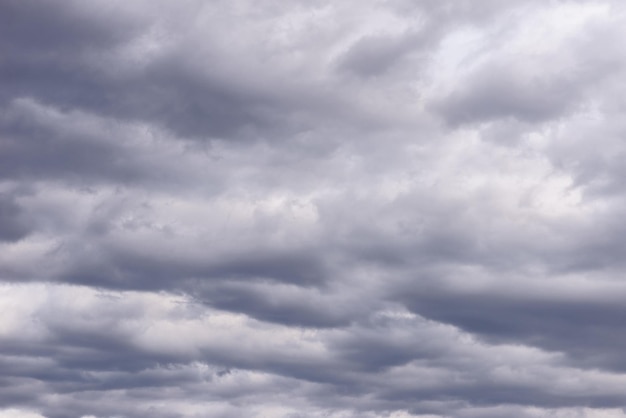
[2,1,626,417]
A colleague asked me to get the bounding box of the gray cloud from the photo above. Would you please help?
[3,1,626,417]
[0,193,30,242]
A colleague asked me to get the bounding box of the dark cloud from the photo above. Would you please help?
[0,1,274,142]
[196,282,353,328]
[337,32,422,78]
[0,99,147,183]
[0,194,30,242]
[2,1,626,417]
[434,67,581,125]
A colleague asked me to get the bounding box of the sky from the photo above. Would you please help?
[2,0,626,417]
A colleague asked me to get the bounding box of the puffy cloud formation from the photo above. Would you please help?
[2,1,626,417]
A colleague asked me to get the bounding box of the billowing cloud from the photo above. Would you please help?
[3,0,626,417]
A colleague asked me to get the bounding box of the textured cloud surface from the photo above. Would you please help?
[3,1,626,417]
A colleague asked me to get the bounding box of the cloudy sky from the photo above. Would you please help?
[2,0,626,417]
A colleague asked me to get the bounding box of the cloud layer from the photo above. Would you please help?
[3,1,626,417]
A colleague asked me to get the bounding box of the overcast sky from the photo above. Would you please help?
[2,1,626,417]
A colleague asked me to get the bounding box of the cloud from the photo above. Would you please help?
[3,0,626,417]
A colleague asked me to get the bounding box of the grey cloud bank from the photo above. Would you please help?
[2,1,626,417]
